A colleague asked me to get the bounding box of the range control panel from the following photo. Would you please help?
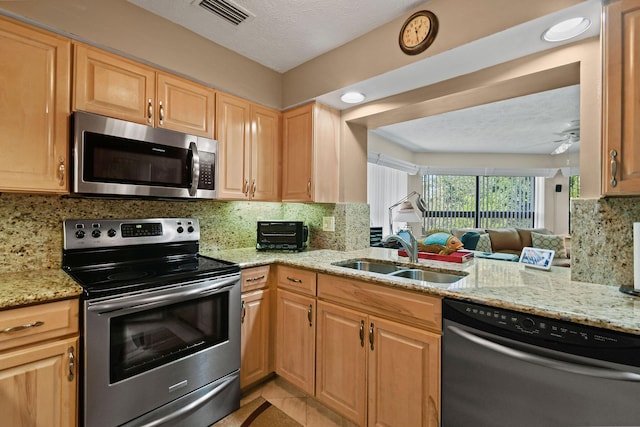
[63,218,199,250]
[444,299,640,350]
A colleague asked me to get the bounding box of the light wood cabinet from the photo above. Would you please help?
[240,266,273,389]
[602,0,640,195]
[316,274,441,426]
[74,43,215,137]
[275,265,317,395]
[0,299,79,427]
[216,92,280,200]
[0,15,70,194]
[281,102,340,202]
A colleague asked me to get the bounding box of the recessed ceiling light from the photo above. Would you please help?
[340,91,366,104]
[542,17,591,42]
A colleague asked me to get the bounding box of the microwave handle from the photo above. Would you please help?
[189,141,200,196]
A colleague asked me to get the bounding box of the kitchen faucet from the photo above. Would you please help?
[383,229,419,263]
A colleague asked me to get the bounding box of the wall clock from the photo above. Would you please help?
[399,10,438,55]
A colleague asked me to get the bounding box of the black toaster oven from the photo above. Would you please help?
[257,221,308,251]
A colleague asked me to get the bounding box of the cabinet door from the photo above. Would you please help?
[156,73,214,138]
[0,16,70,193]
[241,289,271,389]
[216,92,251,199]
[275,289,315,395]
[74,43,155,125]
[603,0,640,195]
[250,105,281,201]
[316,301,367,426]
[368,316,440,427]
[0,336,78,427]
[282,104,313,201]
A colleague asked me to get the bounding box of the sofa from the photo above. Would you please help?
[450,227,571,267]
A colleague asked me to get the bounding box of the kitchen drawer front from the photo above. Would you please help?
[317,274,441,332]
[241,265,270,292]
[277,266,316,296]
[0,299,79,352]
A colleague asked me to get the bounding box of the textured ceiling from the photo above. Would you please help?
[127,0,424,72]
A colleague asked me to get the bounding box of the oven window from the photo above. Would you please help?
[109,292,229,383]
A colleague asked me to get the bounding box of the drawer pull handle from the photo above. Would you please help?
[147,98,153,123]
[1,320,44,334]
[610,149,618,187]
[369,322,375,351]
[287,276,303,283]
[68,346,75,381]
[246,275,265,282]
[158,101,164,125]
[241,301,246,324]
[359,320,365,347]
[307,304,313,327]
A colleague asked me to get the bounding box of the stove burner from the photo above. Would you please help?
[107,271,150,282]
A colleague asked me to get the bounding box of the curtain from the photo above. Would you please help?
[368,163,408,236]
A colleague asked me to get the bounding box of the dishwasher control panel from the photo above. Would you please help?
[444,299,640,350]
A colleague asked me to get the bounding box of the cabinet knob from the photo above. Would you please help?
[610,149,618,187]
[158,101,164,125]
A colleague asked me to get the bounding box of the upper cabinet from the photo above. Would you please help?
[216,92,281,200]
[0,15,70,194]
[282,102,340,202]
[603,0,640,195]
[73,43,215,138]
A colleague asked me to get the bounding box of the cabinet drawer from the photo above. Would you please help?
[317,274,441,332]
[241,265,270,292]
[0,299,79,352]
[277,266,316,296]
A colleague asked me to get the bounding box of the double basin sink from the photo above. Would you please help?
[331,259,466,284]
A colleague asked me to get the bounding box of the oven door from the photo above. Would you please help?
[83,272,240,427]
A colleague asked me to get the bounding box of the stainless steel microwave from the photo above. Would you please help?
[71,111,217,199]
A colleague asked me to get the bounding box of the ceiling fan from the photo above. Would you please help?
[550,120,580,155]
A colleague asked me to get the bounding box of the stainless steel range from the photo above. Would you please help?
[62,218,241,427]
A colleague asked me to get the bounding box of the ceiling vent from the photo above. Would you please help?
[197,0,255,26]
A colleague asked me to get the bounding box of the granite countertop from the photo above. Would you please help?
[3,246,639,337]
[206,247,640,336]
[0,269,82,310]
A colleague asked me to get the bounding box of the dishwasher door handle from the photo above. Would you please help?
[447,325,640,382]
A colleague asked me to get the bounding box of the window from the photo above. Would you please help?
[422,175,536,230]
[569,175,580,198]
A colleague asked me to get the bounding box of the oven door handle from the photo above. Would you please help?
[448,325,640,382]
[87,277,237,314]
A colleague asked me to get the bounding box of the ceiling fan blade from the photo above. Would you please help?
[551,142,572,155]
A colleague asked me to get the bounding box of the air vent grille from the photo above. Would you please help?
[198,0,253,26]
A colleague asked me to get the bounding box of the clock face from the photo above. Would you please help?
[399,11,438,55]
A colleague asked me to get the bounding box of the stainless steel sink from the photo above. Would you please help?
[332,260,401,274]
[331,259,466,284]
[387,268,463,283]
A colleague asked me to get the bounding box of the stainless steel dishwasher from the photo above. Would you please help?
[442,298,640,427]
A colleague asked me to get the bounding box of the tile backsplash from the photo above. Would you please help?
[0,194,370,272]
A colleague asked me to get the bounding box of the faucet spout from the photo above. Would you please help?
[382,230,419,263]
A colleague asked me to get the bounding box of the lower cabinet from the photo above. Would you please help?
[240,288,271,388]
[316,274,441,427]
[275,288,316,395]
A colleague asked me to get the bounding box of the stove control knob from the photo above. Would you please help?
[187,226,194,233]
[107,229,117,237]
[521,317,536,329]
[177,226,184,234]
[92,229,101,238]
[75,230,85,239]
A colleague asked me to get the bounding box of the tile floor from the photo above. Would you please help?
[220,376,359,427]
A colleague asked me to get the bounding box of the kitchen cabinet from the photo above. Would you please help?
[275,266,317,395]
[316,274,441,426]
[602,0,640,195]
[281,102,340,202]
[216,92,281,200]
[240,266,272,389]
[74,43,215,138]
[0,15,70,194]
[0,299,79,427]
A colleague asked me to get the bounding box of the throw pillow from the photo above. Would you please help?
[475,233,492,253]
[531,232,567,258]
